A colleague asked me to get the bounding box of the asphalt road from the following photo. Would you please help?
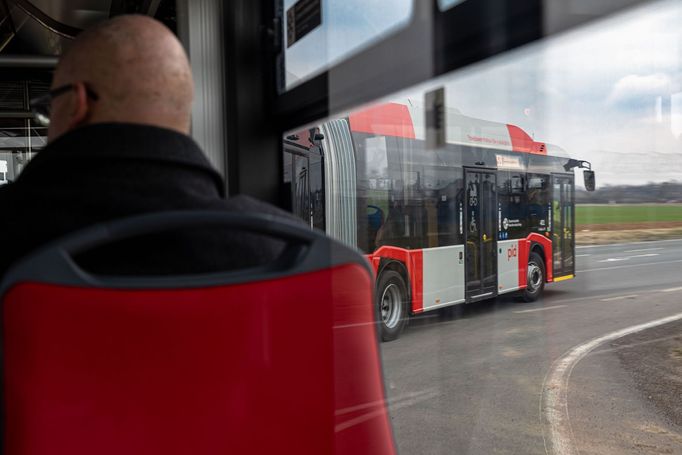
[380,238,682,455]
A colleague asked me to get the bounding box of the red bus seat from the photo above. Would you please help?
[0,212,396,455]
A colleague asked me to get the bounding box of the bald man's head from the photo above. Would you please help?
[48,15,193,141]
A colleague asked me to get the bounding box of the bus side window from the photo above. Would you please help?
[361,135,390,252]
[497,171,527,239]
[282,151,294,212]
[527,173,550,234]
[436,183,459,246]
[309,150,325,231]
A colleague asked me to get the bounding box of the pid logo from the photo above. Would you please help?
[507,245,517,260]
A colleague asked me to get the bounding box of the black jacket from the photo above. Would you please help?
[0,123,295,279]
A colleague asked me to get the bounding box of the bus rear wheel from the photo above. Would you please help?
[521,251,545,302]
[377,270,408,341]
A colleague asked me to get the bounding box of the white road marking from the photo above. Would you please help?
[335,408,387,433]
[547,292,646,306]
[599,294,638,302]
[623,247,663,253]
[661,286,682,293]
[514,305,567,314]
[335,388,436,416]
[549,287,681,307]
[576,238,682,249]
[335,388,439,433]
[541,312,682,455]
[407,286,682,331]
[575,254,591,257]
[577,258,682,273]
[334,321,377,329]
[597,253,660,263]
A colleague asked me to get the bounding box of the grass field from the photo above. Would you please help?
[576,204,682,226]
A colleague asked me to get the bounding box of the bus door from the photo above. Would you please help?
[293,154,311,224]
[551,174,575,278]
[283,145,325,230]
[464,169,498,301]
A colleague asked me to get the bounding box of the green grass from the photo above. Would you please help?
[576,204,682,225]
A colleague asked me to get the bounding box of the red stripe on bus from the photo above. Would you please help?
[507,124,547,155]
[365,254,380,276]
[518,239,529,288]
[349,103,416,139]
[527,233,553,282]
[370,246,423,314]
[410,250,423,314]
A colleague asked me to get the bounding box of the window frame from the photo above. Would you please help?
[223,0,653,205]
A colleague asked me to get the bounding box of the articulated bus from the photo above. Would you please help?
[284,102,596,340]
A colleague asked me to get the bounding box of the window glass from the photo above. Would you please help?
[425,0,682,187]
[355,134,428,251]
[360,136,389,252]
[438,0,469,11]
[282,0,413,90]
[0,122,47,182]
[527,173,550,234]
[0,81,49,182]
[284,1,682,453]
[497,170,527,239]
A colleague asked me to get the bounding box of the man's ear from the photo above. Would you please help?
[67,82,90,129]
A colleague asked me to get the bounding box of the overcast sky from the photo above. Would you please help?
[285,0,682,187]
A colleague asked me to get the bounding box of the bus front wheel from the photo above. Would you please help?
[377,270,408,341]
[521,251,545,302]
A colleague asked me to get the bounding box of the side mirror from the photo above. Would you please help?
[583,170,596,192]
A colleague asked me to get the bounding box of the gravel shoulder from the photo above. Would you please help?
[615,320,682,427]
[576,227,682,245]
[568,320,682,455]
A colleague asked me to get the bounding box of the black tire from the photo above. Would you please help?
[376,270,409,341]
[521,251,545,302]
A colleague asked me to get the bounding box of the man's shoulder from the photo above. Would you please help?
[0,181,15,206]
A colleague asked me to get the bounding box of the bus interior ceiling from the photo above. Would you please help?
[0,1,178,183]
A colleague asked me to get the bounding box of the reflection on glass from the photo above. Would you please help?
[424,0,682,188]
[438,0,469,11]
[283,0,413,90]
[284,97,585,309]
[0,123,47,183]
[284,0,682,453]
[0,80,49,182]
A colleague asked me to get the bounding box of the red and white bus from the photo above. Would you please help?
[284,102,595,340]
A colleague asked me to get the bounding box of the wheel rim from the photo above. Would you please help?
[527,261,543,292]
[380,283,402,329]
